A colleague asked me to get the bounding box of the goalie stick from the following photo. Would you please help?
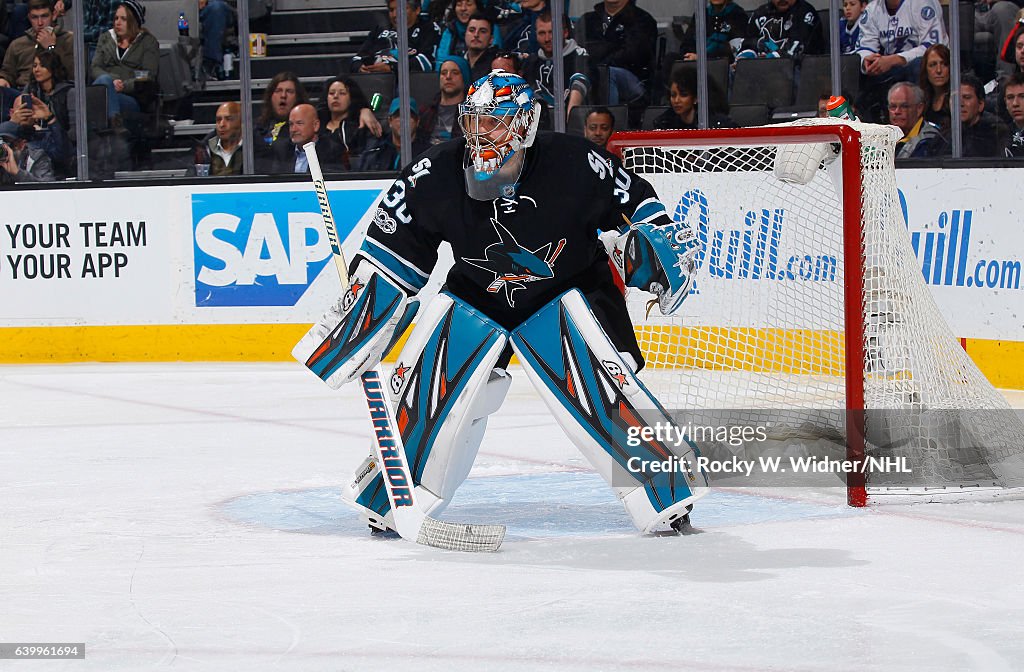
[302,142,506,552]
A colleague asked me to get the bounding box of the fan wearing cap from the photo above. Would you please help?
[419,56,469,144]
[88,0,159,123]
[0,120,55,183]
[356,97,430,171]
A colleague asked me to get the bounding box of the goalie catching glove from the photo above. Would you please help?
[604,220,699,315]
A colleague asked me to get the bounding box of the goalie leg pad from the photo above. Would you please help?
[510,289,710,533]
[341,292,511,528]
[293,261,410,389]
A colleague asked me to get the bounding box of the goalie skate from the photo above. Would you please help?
[341,455,395,534]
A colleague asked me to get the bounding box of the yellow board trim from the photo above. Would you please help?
[0,325,310,363]
[0,326,1021,390]
[962,338,1024,389]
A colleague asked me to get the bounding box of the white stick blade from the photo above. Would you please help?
[417,519,506,552]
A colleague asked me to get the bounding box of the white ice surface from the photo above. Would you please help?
[2,363,1024,671]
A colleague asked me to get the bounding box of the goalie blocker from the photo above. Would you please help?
[310,287,708,535]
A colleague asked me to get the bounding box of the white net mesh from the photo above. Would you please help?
[619,118,1024,497]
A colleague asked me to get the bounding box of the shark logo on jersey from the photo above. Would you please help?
[463,200,566,306]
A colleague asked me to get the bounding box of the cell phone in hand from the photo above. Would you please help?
[21,93,32,108]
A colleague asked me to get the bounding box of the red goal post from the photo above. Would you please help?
[607,119,1024,506]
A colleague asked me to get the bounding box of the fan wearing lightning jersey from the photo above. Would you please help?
[295,71,709,537]
[854,0,948,122]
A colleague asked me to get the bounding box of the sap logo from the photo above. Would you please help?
[192,190,380,307]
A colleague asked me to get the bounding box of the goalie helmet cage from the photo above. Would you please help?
[608,118,1024,506]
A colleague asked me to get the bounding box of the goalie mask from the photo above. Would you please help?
[458,70,541,200]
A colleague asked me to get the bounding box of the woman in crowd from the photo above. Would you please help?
[89,0,159,124]
[653,67,735,130]
[23,50,75,177]
[918,44,951,132]
[317,76,381,169]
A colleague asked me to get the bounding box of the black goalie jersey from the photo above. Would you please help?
[357,132,674,357]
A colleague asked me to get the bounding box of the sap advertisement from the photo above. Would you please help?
[0,171,1020,339]
[0,180,390,326]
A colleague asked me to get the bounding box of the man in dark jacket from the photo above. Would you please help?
[351,0,441,73]
[737,0,825,59]
[357,97,429,171]
[197,101,244,175]
[268,103,345,174]
[578,0,657,104]
[957,75,1008,158]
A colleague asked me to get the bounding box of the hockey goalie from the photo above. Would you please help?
[294,71,710,537]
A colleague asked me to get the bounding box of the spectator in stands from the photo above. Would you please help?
[436,0,503,72]
[889,82,947,158]
[23,50,74,177]
[919,44,950,132]
[855,0,947,123]
[256,72,308,150]
[583,106,613,147]
[523,11,589,127]
[490,49,521,74]
[579,0,657,105]
[270,102,344,173]
[463,13,502,82]
[195,101,243,175]
[817,91,830,116]
[652,67,736,130]
[1003,72,1024,156]
[0,119,54,182]
[318,76,382,169]
[420,56,468,144]
[0,0,75,92]
[956,74,1008,158]
[679,0,747,62]
[1000,18,1024,77]
[983,19,1024,125]
[199,0,234,81]
[839,0,866,54]
[352,0,442,73]
[977,0,1020,77]
[358,97,430,171]
[89,0,158,124]
[498,0,547,54]
[738,0,825,60]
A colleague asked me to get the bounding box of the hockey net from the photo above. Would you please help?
[609,118,1024,505]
